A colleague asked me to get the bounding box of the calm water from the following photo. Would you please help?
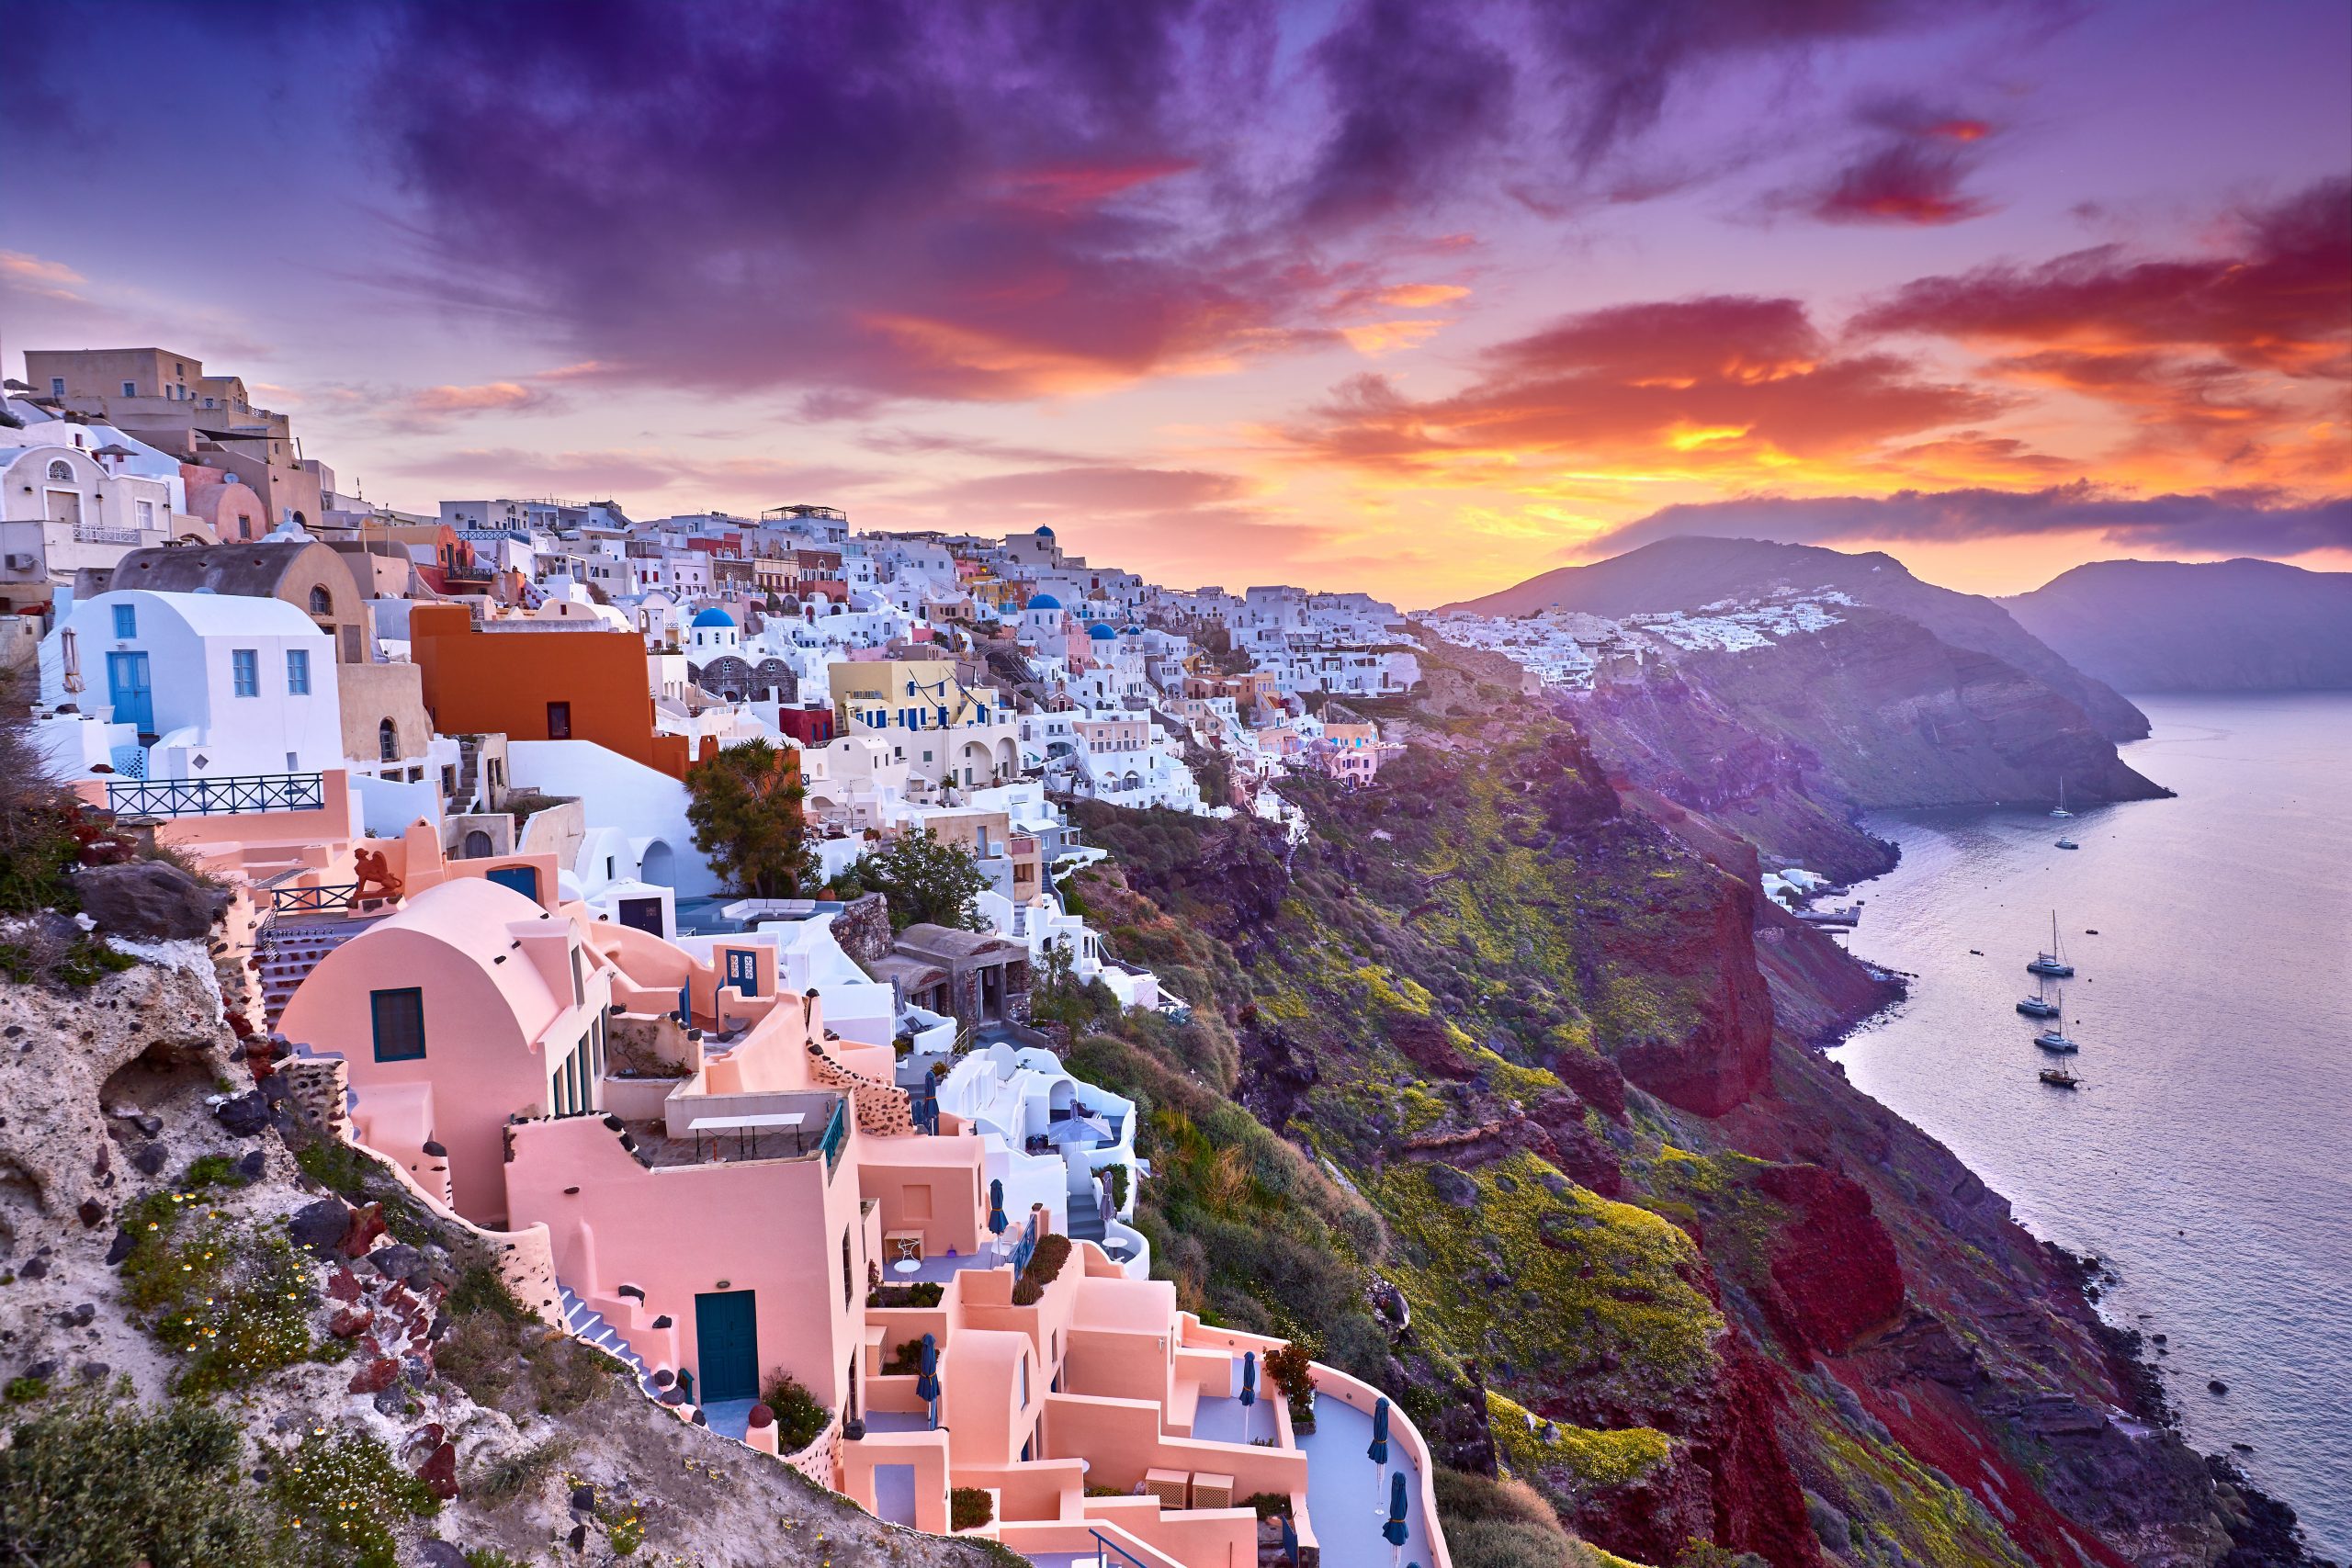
[1827,694,2352,1559]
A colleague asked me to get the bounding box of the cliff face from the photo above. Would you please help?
[1442,536,2152,742]
[1556,606,2166,882]
[1057,709,2319,1568]
[2002,558,2352,693]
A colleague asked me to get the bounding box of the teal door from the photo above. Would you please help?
[694,1290,759,1403]
[107,652,154,734]
[486,864,539,902]
[724,948,761,995]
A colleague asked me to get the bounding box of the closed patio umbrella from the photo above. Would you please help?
[987,1179,1009,1259]
[1384,1471,1409,1560]
[1238,1350,1258,1441]
[916,1332,941,1425]
[1369,1393,1391,1513]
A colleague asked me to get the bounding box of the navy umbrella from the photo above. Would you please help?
[916,1332,941,1422]
[1238,1349,1258,1441]
[987,1179,1009,1257]
[1384,1471,1409,1556]
[1368,1395,1390,1462]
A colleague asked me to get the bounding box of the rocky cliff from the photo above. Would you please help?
[1051,696,2328,1568]
[0,927,1008,1568]
[1442,536,2153,743]
[2002,558,2352,693]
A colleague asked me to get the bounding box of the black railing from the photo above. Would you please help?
[270,883,359,915]
[107,772,324,818]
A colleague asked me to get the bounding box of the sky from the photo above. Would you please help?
[6,0,2347,606]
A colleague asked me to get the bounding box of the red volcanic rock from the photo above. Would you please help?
[339,1202,388,1258]
[1387,1013,1476,1080]
[347,1356,400,1394]
[1611,870,1775,1117]
[329,1307,375,1340]
[1550,1048,1628,1122]
[414,1440,459,1500]
[1706,1348,1825,1568]
[1755,1163,1905,1355]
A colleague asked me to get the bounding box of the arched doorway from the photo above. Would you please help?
[639,840,675,887]
[379,717,400,761]
[460,829,492,859]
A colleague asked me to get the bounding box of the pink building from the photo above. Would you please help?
[149,768,1450,1567]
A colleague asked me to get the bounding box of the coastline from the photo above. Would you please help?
[1815,792,2339,1568]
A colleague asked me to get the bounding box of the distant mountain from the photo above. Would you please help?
[1443,536,2151,741]
[2002,558,2352,692]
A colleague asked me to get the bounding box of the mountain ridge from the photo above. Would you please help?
[1439,536,2151,743]
[2002,558,2352,693]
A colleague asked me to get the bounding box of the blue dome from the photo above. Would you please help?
[691,607,737,627]
[1086,623,1116,639]
[1027,593,1061,610]
[1034,525,1056,537]
[1120,625,1143,636]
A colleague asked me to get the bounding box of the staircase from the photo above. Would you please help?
[1067,1186,1108,1245]
[255,916,386,1032]
[557,1284,669,1403]
[454,735,484,813]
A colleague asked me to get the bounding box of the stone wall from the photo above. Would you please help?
[832,893,892,966]
[806,1040,914,1136]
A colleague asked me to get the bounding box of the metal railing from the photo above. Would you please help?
[270,882,359,915]
[1011,1213,1039,1275]
[74,522,146,545]
[1087,1532,1153,1568]
[107,771,325,818]
[819,1098,849,1176]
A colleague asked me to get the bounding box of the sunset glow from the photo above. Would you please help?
[7,0,2346,602]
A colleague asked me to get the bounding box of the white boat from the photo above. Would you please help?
[2050,776,2073,818]
[2034,1027,2080,1054]
[2055,837,2079,851]
[2017,990,2061,1019]
[2027,911,2075,977]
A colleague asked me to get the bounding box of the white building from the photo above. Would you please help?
[37,589,342,781]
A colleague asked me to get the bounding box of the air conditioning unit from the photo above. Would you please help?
[4,554,36,571]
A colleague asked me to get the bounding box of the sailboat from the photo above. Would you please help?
[2039,1066,2082,1089]
[2050,776,2073,818]
[2033,1010,2081,1053]
[2016,979,2061,1019]
[2027,913,2075,977]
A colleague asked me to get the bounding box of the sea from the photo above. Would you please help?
[1826,693,2352,1561]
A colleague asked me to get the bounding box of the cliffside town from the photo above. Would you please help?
[0,359,2326,1567]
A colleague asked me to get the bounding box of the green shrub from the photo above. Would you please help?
[1242,1491,1292,1520]
[882,1338,924,1375]
[0,1395,279,1567]
[183,1153,252,1190]
[3,1376,47,1404]
[271,1428,438,1568]
[469,1437,572,1505]
[1010,1231,1071,1306]
[758,1372,830,1452]
[950,1485,994,1530]
[119,1190,320,1396]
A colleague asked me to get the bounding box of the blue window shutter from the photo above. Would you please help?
[286,649,311,694]
[112,604,137,639]
[232,649,258,696]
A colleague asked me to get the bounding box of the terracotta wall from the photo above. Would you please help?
[409,604,688,777]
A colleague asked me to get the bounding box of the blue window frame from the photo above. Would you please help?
[112,604,138,639]
[232,649,258,696]
[370,987,426,1062]
[285,649,311,694]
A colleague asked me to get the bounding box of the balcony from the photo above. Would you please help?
[73,522,145,546]
[106,771,326,818]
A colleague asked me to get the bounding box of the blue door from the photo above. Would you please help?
[724,948,761,996]
[106,652,154,734]
[486,864,540,902]
[694,1290,759,1403]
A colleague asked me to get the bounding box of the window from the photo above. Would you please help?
[232,649,258,696]
[309,585,334,615]
[285,649,311,694]
[842,1231,855,1310]
[48,378,63,398]
[121,381,138,398]
[111,604,136,639]
[378,717,400,761]
[135,499,155,530]
[1018,1353,1030,1408]
[47,458,73,483]
[370,987,426,1062]
[546,701,571,739]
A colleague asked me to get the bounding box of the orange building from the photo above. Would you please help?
[409,604,691,777]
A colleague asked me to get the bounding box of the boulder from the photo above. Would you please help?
[70,861,228,941]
